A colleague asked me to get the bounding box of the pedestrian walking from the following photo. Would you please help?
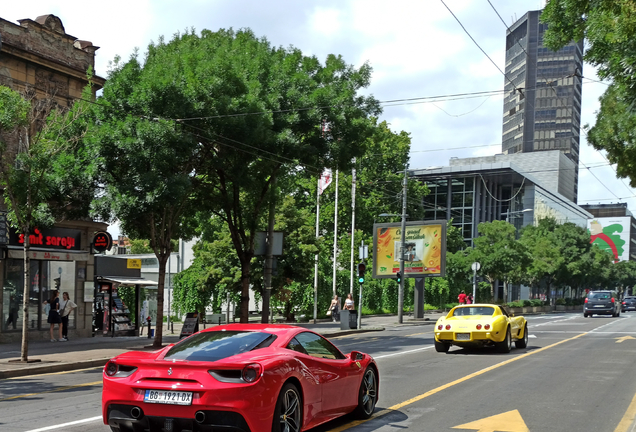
[59,292,77,341]
[458,290,467,305]
[5,294,18,329]
[47,290,63,342]
[344,293,355,310]
[328,295,340,322]
[466,294,473,305]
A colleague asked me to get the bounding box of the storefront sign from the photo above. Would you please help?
[180,312,200,339]
[8,249,90,261]
[93,231,113,252]
[10,227,82,251]
[127,259,142,269]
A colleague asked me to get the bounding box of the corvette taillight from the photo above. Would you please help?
[484,324,491,330]
[437,324,443,330]
[476,324,482,330]
[445,324,451,330]
[242,363,263,383]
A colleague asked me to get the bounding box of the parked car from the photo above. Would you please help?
[433,304,528,353]
[102,324,378,432]
[583,290,621,317]
[621,296,636,313]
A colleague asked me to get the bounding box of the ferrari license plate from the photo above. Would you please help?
[456,333,470,340]
[144,390,193,405]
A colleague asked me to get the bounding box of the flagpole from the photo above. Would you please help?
[332,170,339,298]
[350,159,356,294]
[313,176,320,324]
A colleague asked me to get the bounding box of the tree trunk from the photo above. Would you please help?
[503,281,508,304]
[240,259,251,323]
[20,226,31,362]
[153,254,168,348]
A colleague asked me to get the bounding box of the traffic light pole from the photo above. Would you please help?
[398,168,407,324]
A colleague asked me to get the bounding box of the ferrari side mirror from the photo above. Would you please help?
[350,351,365,361]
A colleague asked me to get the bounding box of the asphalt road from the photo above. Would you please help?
[2,312,636,432]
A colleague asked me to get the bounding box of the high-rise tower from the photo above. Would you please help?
[501,10,583,201]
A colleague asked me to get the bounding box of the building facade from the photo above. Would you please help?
[502,10,584,201]
[0,14,106,342]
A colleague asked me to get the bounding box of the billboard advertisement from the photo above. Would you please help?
[587,217,631,263]
[372,221,446,278]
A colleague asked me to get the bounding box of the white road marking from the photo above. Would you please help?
[528,335,537,338]
[24,416,102,432]
[374,346,434,359]
[530,316,578,327]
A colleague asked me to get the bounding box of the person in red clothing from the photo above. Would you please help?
[458,290,467,304]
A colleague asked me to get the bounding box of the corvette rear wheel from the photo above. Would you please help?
[353,367,378,419]
[273,383,302,432]
[434,340,450,353]
[496,327,511,353]
[515,324,528,349]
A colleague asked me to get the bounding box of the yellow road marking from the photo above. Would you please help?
[614,390,636,432]
[0,380,102,402]
[328,332,587,432]
[452,409,529,431]
[615,336,635,343]
[405,332,430,337]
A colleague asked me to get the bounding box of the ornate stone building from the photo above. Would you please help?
[0,14,107,343]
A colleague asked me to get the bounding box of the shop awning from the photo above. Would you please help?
[96,276,158,286]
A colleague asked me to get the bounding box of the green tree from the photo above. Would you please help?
[542,1,636,184]
[471,221,527,301]
[0,85,94,360]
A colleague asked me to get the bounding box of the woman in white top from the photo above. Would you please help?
[344,293,355,310]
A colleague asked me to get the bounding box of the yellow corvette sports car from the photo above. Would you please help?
[434,304,528,353]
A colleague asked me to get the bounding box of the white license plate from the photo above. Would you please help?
[594,305,606,308]
[144,390,193,405]
[456,333,470,340]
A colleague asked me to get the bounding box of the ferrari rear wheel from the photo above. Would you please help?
[515,324,528,349]
[434,340,450,353]
[353,367,378,419]
[273,383,302,432]
[496,327,511,353]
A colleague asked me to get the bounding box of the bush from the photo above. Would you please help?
[530,299,544,307]
[507,301,524,308]
[523,300,532,307]
[555,298,566,305]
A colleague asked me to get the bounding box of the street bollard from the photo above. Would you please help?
[146,316,152,339]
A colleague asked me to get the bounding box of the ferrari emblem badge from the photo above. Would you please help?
[356,361,361,368]
[168,367,173,375]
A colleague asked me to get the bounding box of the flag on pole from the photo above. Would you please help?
[319,169,333,195]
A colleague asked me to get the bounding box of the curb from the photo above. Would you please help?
[0,358,109,380]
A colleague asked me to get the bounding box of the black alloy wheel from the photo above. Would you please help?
[354,367,378,419]
[515,323,528,349]
[496,327,512,353]
[273,383,302,432]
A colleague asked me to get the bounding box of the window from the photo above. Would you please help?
[165,331,275,362]
[294,332,345,360]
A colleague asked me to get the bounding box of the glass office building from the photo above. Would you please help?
[502,10,584,201]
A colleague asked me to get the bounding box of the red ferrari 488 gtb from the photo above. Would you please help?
[102,324,379,432]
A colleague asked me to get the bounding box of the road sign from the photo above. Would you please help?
[471,262,481,271]
[452,409,529,432]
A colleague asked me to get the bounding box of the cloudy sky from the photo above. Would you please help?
[3,1,633,235]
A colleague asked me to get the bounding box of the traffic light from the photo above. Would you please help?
[396,272,402,283]
[357,262,366,283]
[54,277,60,290]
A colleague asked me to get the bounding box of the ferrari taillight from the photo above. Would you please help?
[105,361,118,377]
[242,363,263,383]
[484,324,491,330]
[445,324,451,330]
[437,324,443,330]
[476,324,482,330]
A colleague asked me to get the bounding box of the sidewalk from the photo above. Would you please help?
[0,313,441,379]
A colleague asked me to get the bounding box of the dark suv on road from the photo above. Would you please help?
[584,290,621,317]
[622,296,636,313]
